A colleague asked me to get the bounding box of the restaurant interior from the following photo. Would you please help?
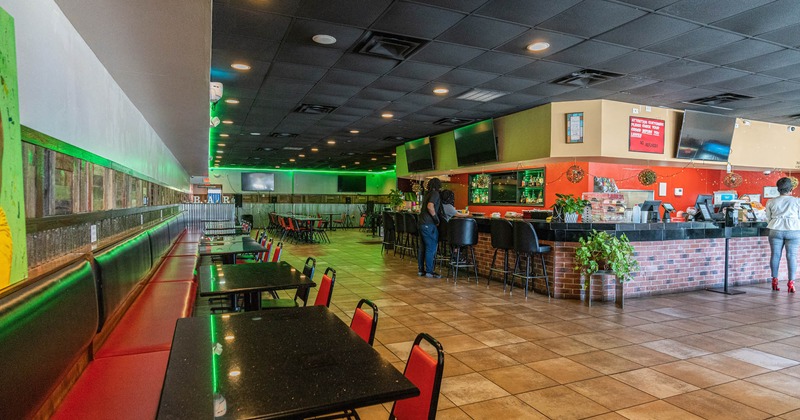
[3,1,800,419]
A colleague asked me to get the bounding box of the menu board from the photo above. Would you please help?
[583,193,626,222]
[629,117,665,154]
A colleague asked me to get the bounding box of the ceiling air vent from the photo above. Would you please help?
[269,132,298,138]
[294,103,337,114]
[686,93,753,106]
[383,136,407,142]
[457,88,509,102]
[786,113,800,120]
[255,147,272,152]
[357,32,426,60]
[552,69,623,87]
[282,146,303,151]
[433,117,475,126]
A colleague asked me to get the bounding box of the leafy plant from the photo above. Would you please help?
[553,193,590,215]
[388,189,405,209]
[574,230,639,287]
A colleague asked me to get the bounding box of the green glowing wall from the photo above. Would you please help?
[0,7,28,287]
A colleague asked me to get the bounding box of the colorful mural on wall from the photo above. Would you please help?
[0,7,28,288]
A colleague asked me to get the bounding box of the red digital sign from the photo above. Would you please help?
[629,117,665,154]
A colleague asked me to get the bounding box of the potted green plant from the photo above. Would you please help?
[553,193,590,223]
[388,189,404,211]
[574,230,639,307]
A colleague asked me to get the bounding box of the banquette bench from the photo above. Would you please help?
[0,212,199,419]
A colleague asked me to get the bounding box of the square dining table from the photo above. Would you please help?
[197,262,315,311]
[197,240,267,264]
[157,306,419,419]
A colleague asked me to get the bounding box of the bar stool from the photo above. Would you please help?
[447,218,478,283]
[511,220,551,298]
[435,218,450,274]
[404,212,419,260]
[381,212,395,255]
[488,219,514,291]
[393,213,407,258]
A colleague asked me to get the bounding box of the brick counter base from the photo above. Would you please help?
[471,233,783,301]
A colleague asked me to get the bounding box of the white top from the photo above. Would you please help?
[766,195,800,231]
[442,203,458,221]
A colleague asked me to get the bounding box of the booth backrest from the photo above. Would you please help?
[168,213,185,241]
[148,221,172,265]
[94,232,152,330]
[0,260,98,420]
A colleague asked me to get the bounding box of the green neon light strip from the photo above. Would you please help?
[210,167,396,175]
[211,316,218,393]
[21,126,183,192]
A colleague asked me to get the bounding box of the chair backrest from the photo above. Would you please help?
[447,218,478,247]
[512,220,542,253]
[404,213,418,235]
[271,242,283,262]
[313,267,336,307]
[394,213,405,234]
[258,238,272,262]
[390,333,445,420]
[490,218,514,250]
[293,257,316,306]
[350,299,378,346]
[382,212,394,232]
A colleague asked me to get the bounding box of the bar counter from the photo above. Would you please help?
[390,212,777,301]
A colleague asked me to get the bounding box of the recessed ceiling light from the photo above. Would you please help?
[225,99,240,104]
[391,153,397,156]
[229,370,241,377]
[341,165,346,168]
[215,155,222,159]
[526,41,550,52]
[327,140,336,145]
[382,167,387,170]
[231,63,251,70]
[220,133,229,137]
[355,161,360,165]
[217,150,224,153]
[222,120,233,124]
[275,165,280,168]
[433,87,449,95]
[298,154,305,158]
[250,132,260,136]
[371,157,377,161]
[289,158,296,162]
[349,130,360,134]
[381,113,394,118]
[218,143,226,147]
[312,34,337,45]
[311,148,319,152]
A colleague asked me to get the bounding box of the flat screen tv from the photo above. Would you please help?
[490,173,517,204]
[675,111,736,161]
[241,172,275,191]
[404,137,434,172]
[337,175,367,193]
[453,119,498,166]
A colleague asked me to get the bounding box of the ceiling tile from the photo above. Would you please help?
[213,6,291,40]
[479,76,539,91]
[521,83,579,96]
[369,76,428,92]
[491,93,546,106]
[388,61,453,80]
[354,88,407,102]
[295,0,392,26]
[660,0,774,24]
[644,28,744,58]
[305,83,362,98]
[494,29,584,58]
[319,69,381,87]
[370,1,466,39]
[509,60,582,82]
[617,0,679,9]
[408,42,485,67]
[763,62,800,80]
[269,62,327,82]
[671,67,749,86]
[758,23,800,48]
[437,16,528,49]
[461,51,535,74]
[211,63,271,90]
[735,81,800,97]
[689,39,783,66]
[416,0,490,12]
[332,53,400,74]
[274,43,344,67]
[636,60,713,80]
[595,15,699,49]
[538,0,647,38]
[596,51,675,74]
[546,41,633,67]
[475,0,581,26]
[550,87,613,101]
[435,68,499,86]
[626,81,691,96]
[728,49,800,73]
[713,0,800,36]
[592,76,661,92]
[212,35,279,63]
[704,74,782,92]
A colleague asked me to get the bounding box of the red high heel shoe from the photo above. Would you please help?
[772,277,780,291]
[789,280,795,294]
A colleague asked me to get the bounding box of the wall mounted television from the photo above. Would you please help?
[675,110,736,162]
[453,119,498,166]
[337,175,367,193]
[241,172,275,191]
[404,137,434,172]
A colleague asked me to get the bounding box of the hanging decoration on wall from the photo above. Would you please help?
[723,172,743,188]
[637,169,657,186]
[411,181,422,193]
[474,173,491,189]
[789,175,799,190]
[565,165,585,183]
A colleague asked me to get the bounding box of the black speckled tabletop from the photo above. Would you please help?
[198,262,315,296]
[157,306,418,419]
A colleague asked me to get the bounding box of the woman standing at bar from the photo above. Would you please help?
[766,177,800,293]
[418,178,442,278]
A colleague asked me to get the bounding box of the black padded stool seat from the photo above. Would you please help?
[435,218,450,274]
[393,213,407,258]
[488,219,514,290]
[511,220,552,298]
[404,212,419,259]
[447,218,479,283]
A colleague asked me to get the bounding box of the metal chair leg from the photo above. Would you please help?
[471,247,478,284]
[540,253,551,298]
[488,248,499,285]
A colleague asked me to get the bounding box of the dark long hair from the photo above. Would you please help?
[440,189,455,206]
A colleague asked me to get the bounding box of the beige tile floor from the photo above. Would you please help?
[199,229,800,419]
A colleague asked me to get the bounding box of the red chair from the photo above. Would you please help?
[261,257,316,308]
[390,333,445,420]
[271,242,282,262]
[350,299,378,346]
[313,267,336,307]
[258,237,273,262]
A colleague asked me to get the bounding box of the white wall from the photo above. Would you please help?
[208,169,396,195]
[0,1,189,189]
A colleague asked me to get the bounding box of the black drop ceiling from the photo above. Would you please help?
[211,0,800,171]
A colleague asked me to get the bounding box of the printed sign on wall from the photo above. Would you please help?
[629,116,665,154]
